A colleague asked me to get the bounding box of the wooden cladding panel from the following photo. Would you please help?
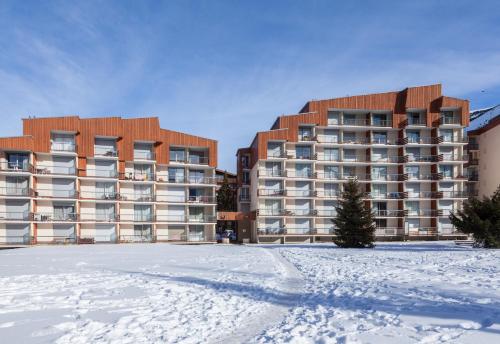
[405,84,442,109]
[13,116,217,167]
[256,130,289,160]
[0,136,34,151]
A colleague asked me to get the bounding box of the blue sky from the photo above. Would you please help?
[0,0,499,171]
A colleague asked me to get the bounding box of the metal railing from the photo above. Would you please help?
[119,234,153,243]
[0,162,32,172]
[0,211,32,221]
[133,151,155,160]
[155,195,188,203]
[285,189,315,197]
[187,176,218,184]
[83,169,119,178]
[119,192,155,202]
[257,209,286,216]
[0,187,31,196]
[315,135,339,143]
[406,155,439,162]
[437,136,467,143]
[80,191,119,200]
[367,192,406,199]
[371,156,405,163]
[405,118,427,126]
[315,154,340,162]
[51,142,76,152]
[373,210,406,217]
[121,172,155,181]
[286,170,314,178]
[408,227,437,236]
[285,209,316,216]
[440,117,461,125]
[257,189,285,196]
[266,151,286,159]
[35,164,76,175]
[0,234,31,245]
[440,154,467,162]
[34,189,78,198]
[155,214,186,222]
[257,227,286,235]
[342,118,370,126]
[315,191,340,198]
[79,214,119,222]
[187,215,217,223]
[405,137,435,144]
[169,156,209,165]
[375,227,404,236]
[33,212,78,221]
[94,148,118,157]
[406,173,441,180]
[406,191,438,198]
[285,228,313,235]
[405,209,442,217]
[439,191,469,198]
[258,169,285,177]
[316,209,337,217]
[369,173,405,181]
[187,195,216,203]
[342,155,365,162]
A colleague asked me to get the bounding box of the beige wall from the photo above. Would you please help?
[478,124,500,198]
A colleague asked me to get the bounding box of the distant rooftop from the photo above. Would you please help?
[468,105,500,132]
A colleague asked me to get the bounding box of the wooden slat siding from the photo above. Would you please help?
[0,136,34,151]
[15,116,217,168]
[256,130,289,160]
[236,147,252,185]
[440,96,470,126]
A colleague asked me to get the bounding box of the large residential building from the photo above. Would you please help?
[236,84,470,243]
[466,105,500,198]
[0,116,217,245]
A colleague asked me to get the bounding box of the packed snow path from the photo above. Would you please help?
[0,242,499,343]
[0,244,303,344]
[255,242,500,343]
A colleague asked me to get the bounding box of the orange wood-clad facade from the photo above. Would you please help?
[12,116,217,167]
[237,84,469,167]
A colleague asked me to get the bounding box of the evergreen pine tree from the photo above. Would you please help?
[217,172,235,211]
[332,179,375,248]
[449,185,500,248]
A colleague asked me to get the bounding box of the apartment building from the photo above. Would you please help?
[466,105,500,198]
[236,84,470,243]
[0,116,217,245]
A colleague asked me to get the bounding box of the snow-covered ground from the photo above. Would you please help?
[0,242,499,343]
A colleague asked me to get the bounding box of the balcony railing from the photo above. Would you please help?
[468,159,479,166]
[119,234,153,243]
[80,214,119,222]
[285,189,315,197]
[405,137,435,144]
[0,187,31,196]
[405,209,442,217]
[371,138,398,145]
[437,136,467,143]
[342,118,370,126]
[35,164,76,175]
[188,215,217,223]
[440,117,461,125]
[373,210,406,217]
[257,189,285,196]
[94,148,118,157]
[83,169,119,178]
[0,234,31,245]
[287,154,314,160]
[375,227,404,236]
[341,137,370,144]
[169,156,209,165]
[316,209,337,217]
[33,212,78,222]
[133,151,155,160]
[342,155,365,162]
[285,228,313,235]
[133,214,154,222]
[439,191,469,198]
[266,151,286,159]
[286,171,314,178]
[257,209,286,216]
[408,227,437,236]
[369,173,406,181]
[315,191,340,198]
[258,169,285,177]
[155,214,186,222]
[315,135,339,144]
[406,191,439,199]
[121,172,155,181]
[367,192,406,199]
[405,118,427,126]
[0,162,32,172]
[285,209,316,216]
[187,176,218,185]
[257,227,286,235]
[80,191,119,200]
[315,154,340,162]
[0,211,32,221]
[406,155,439,162]
[187,195,216,203]
[406,173,442,181]
[370,119,392,127]
[34,189,78,198]
[119,192,155,202]
[51,142,76,152]
[371,156,405,163]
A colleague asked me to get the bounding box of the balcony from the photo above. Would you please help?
[155,214,186,222]
[84,169,119,178]
[367,192,406,199]
[285,228,313,235]
[187,195,216,203]
[369,173,406,181]
[34,189,78,199]
[405,209,442,217]
[342,118,370,126]
[94,147,118,158]
[266,151,286,159]
[257,227,286,235]
[0,187,31,197]
[406,191,439,199]
[371,156,405,163]
[132,214,154,222]
[375,227,404,236]
[170,155,209,165]
[133,151,155,161]
[121,172,155,181]
[373,210,406,217]
[80,214,119,222]
[51,142,76,153]
[257,209,286,216]
[371,138,399,145]
[315,154,340,162]
[119,192,155,202]
[404,137,435,145]
[370,119,392,127]
[257,189,285,196]
[286,171,314,178]
[439,117,461,125]
[439,154,467,162]
[287,153,314,160]
[0,162,32,173]
[35,164,76,176]
[285,189,315,197]
[406,173,441,181]
[188,214,217,223]
[408,227,437,236]
[0,211,32,221]
[33,212,78,222]
[315,191,340,198]
[437,136,468,144]
[187,176,218,185]
[406,155,439,163]
[405,118,427,126]
[315,135,339,144]
[439,191,469,198]
[258,169,285,177]
[285,209,316,216]
[342,155,366,162]
[316,209,337,217]
[80,191,119,200]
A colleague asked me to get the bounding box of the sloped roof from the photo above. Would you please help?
[468,104,500,132]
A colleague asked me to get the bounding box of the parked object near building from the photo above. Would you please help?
[0,116,217,245]
[466,105,500,199]
[236,84,471,243]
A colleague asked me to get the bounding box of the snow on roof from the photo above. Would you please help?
[467,104,500,132]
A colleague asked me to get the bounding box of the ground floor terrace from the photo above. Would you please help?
[0,243,498,343]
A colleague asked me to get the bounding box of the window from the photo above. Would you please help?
[295,163,311,177]
[407,112,422,125]
[322,129,339,143]
[242,171,250,184]
[405,166,420,179]
[53,204,75,221]
[327,112,339,125]
[406,130,420,143]
[96,182,116,199]
[96,204,115,221]
[439,165,453,178]
[441,111,456,124]
[372,148,387,162]
[94,160,117,177]
[323,148,339,161]
[405,201,420,215]
[52,156,76,175]
[295,146,311,159]
[6,153,29,170]
[170,148,185,163]
[342,132,356,143]
[343,149,356,161]
[372,132,387,144]
[267,142,283,158]
[134,142,153,160]
[134,205,152,221]
[298,127,312,141]
[324,165,339,179]
[189,170,205,183]
[94,138,116,156]
[241,155,250,168]
[372,113,387,126]
[168,167,185,183]
[51,133,75,152]
[343,114,356,125]
[406,147,420,161]
[440,129,453,142]
[134,224,152,239]
[5,176,28,196]
[134,164,152,180]
[343,166,355,177]
[323,183,339,196]
[372,184,387,197]
[371,166,387,179]
[134,184,152,200]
